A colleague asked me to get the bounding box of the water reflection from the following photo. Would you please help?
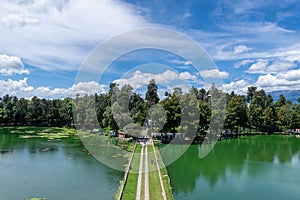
[0,132,123,200]
[166,136,300,197]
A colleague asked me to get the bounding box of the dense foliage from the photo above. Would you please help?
[1,81,299,135]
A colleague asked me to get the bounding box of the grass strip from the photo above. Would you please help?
[121,145,141,200]
[154,145,174,200]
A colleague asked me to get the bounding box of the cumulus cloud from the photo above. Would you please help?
[221,79,250,94]
[114,70,199,89]
[246,59,296,74]
[0,78,106,99]
[0,54,30,76]
[246,59,268,73]
[219,68,300,94]
[255,69,300,91]
[233,45,252,54]
[267,60,296,73]
[178,71,197,80]
[199,69,229,79]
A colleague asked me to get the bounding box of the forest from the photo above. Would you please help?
[0,79,299,136]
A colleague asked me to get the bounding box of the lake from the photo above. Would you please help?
[166,135,300,200]
[0,133,123,200]
[2,132,300,200]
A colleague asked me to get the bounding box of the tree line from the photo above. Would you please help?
[1,80,299,136]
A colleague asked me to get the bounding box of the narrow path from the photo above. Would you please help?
[136,144,144,200]
[152,142,167,200]
[144,144,149,200]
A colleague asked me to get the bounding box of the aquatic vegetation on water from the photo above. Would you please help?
[0,126,77,140]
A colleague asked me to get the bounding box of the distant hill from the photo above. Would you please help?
[268,90,300,103]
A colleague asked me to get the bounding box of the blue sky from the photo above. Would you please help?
[0,0,300,98]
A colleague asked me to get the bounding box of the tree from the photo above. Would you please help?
[179,93,199,141]
[247,86,257,103]
[209,84,226,134]
[198,101,211,132]
[123,123,142,138]
[225,96,247,135]
[253,89,267,110]
[102,106,119,132]
[247,103,263,134]
[275,94,287,110]
[129,93,146,126]
[173,87,183,96]
[277,103,293,132]
[95,93,109,128]
[148,104,165,131]
[145,79,159,108]
[263,106,276,133]
[160,92,181,133]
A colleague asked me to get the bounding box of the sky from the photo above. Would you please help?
[0,0,300,99]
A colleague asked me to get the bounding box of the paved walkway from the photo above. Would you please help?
[151,141,167,200]
[136,144,144,200]
[136,128,150,200]
[136,141,150,200]
[144,144,149,200]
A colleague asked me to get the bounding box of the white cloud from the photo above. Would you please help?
[71,81,107,96]
[221,79,250,94]
[200,69,229,79]
[114,70,199,89]
[178,71,197,80]
[0,78,106,99]
[0,54,29,76]
[0,0,148,71]
[246,59,296,74]
[233,45,252,54]
[234,59,254,68]
[184,61,192,65]
[255,69,300,91]
[1,13,39,28]
[267,60,296,73]
[246,59,268,73]
[274,43,300,63]
[220,68,300,94]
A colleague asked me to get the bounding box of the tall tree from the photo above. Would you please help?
[225,95,248,134]
[179,93,199,140]
[263,106,276,133]
[160,92,181,133]
[129,93,146,126]
[247,86,257,103]
[145,79,159,108]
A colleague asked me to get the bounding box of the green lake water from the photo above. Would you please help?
[0,133,123,200]
[2,132,300,200]
[166,135,300,200]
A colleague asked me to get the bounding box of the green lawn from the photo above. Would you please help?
[121,145,141,200]
[148,146,164,200]
[154,145,174,200]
